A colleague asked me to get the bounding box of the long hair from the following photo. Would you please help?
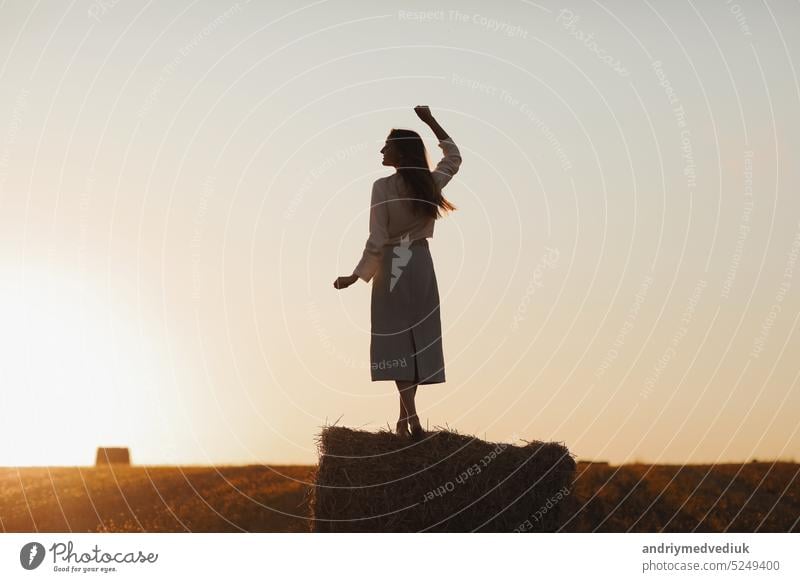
[388,128,457,219]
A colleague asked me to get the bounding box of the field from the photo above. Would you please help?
[0,462,797,532]
[0,465,314,532]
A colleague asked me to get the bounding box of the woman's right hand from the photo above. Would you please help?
[414,105,434,124]
[333,274,359,289]
[415,105,449,141]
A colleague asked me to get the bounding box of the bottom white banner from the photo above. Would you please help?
[1,533,797,581]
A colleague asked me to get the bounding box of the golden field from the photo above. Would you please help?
[0,462,796,532]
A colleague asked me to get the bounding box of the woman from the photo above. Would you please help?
[333,105,462,440]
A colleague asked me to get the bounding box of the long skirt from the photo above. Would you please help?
[370,237,446,384]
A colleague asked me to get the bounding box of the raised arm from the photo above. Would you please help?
[415,105,449,140]
[414,105,462,188]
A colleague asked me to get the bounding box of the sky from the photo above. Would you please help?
[0,0,798,466]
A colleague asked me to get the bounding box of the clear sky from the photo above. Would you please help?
[0,0,798,466]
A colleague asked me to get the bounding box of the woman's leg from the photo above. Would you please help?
[396,380,416,422]
[409,384,420,431]
[395,381,412,436]
[396,380,422,433]
[398,390,408,424]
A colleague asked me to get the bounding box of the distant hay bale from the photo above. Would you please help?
[577,459,609,467]
[95,447,130,466]
[310,426,575,532]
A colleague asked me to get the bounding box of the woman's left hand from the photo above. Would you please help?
[333,274,359,289]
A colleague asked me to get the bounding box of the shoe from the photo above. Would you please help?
[408,415,425,440]
[396,420,411,438]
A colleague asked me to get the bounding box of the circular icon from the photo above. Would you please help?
[20,542,46,570]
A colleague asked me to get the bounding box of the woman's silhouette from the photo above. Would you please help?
[333,106,462,440]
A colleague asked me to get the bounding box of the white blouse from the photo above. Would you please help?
[353,137,462,282]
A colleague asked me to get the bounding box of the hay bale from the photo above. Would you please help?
[95,447,130,466]
[577,459,609,467]
[310,426,575,532]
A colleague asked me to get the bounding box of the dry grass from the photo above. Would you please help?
[0,465,314,532]
[561,460,800,532]
[1,458,796,532]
